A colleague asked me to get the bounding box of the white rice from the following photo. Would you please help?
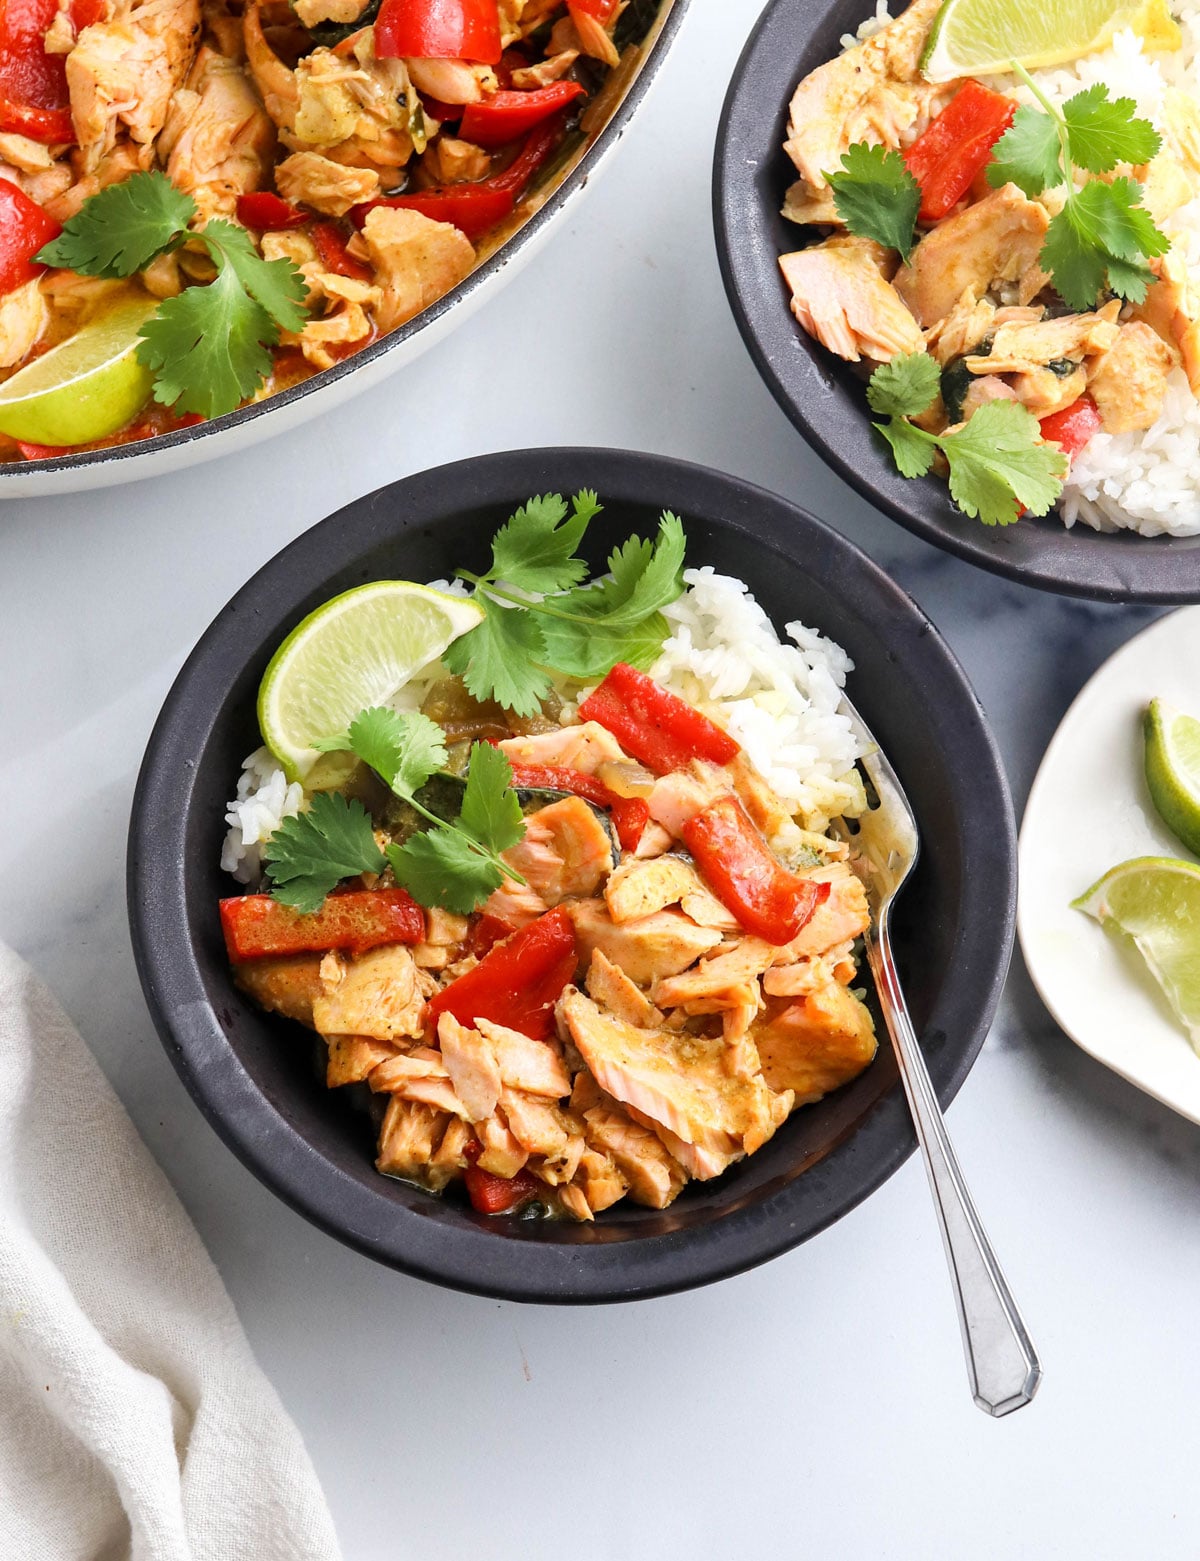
[220,571,865,878]
[840,4,1200,536]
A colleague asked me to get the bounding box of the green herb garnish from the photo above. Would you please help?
[445,491,686,716]
[988,72,1168,310]
[825,142,922,261]
[868,352,1067,526]
[37,170,309,418]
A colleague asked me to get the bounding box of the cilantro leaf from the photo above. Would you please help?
[553,510,686,631]
[825,143,921,261]
[488,490,601,593]
[387,828,505,917]
[866,351,941,420]
[443,603,551,717]
[987,104,1064,197]
[939,400,1067,526]
[876,416,937,479]
[539,610,670,680]
[137,262,279,419]
[1062,84,1160,174]
[318,707,447,797]
[36,170,195,276]
[263,793,385,914]
[460,741,524,853]
[205,220,309,334]
[1041,177,1168,308]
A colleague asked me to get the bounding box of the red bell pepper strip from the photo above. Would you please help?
[464,1162,542,1213]
[577,663,740,776]
[569,0,618,16]
[682,794,830,945]
[220,888,425,961]
[506,760,649,852]
[459,81,585,148]
[0,0,102,144]
[1039,394,1102,462]
[902,80,1015,223]
[236,191,308,230]
[375,0,502,63]
[417,91,464,124]
[311,219,374,282]
[0,177,60,294]
[354,184,514,241]
[468,911,516,958]
[427,906,577,1040]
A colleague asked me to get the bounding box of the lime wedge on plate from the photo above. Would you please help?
[1072,857,1200,1052]
[258,581,484,781]
[921,0,1181,80]
[1145,697,1200,857]
[0,297,157,445]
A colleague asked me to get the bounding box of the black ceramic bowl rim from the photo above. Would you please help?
[128,447,1016,1303]
[712,0,1200,604]
[0,0,688,486]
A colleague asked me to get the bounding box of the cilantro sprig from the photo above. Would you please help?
[36,170,309,418]
[825,143,922,261]
[445,492,686,716]
[264,707,527,916]
[988,70,1168,310]
[868,353,1067,526]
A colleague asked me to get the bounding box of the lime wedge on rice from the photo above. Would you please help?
[0,297,157,445]
[1145,697,1200,858]
[1072,857,1200,1052]
[258,581,484,781]
[921,0,1181,80]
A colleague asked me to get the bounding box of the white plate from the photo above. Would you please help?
[1018,607,1200,1125]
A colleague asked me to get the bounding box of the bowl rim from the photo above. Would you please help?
[0,0,689,485]
[712,0,1200,605]
[127,446,1017,1303]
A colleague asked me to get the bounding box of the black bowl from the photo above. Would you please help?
[128,448,1015,1302]
[713,0,1200,604]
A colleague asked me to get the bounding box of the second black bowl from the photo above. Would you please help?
[714,0,1200,603]
[128,447,1015,1301]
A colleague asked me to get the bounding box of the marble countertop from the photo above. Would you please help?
[3,4,1197,1556]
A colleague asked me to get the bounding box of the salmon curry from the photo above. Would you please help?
[219,493,880,1220]
[779,0,1200,535]
[0,0,640,460]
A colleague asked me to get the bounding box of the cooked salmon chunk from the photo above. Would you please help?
[581,1104,686,1208]
[312,945,432,1041]
[604,854,702,923]
[498,721,630,774]
[754,983,877,1104]
[499,796,614,906]
[566,901,723,985]
[780,236,926,364]
[1087,322,1175,434]
[376,1098,446,1179]
[326,1032,397,1087]
[233,953,322,1027]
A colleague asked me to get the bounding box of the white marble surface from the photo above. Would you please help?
[2,5,1198,1556]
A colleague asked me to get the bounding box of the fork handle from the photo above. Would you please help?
[867,920,1042,1417]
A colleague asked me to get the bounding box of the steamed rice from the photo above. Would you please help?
[220,571,865,877]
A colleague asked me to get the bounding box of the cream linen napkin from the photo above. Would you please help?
[0,942,342,1561]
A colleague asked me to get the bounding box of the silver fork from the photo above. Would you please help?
[835,695,1042,1418]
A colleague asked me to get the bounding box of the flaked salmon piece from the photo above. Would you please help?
[783,0,945,190]
[561,989,782,1161]
[572,1144,628,1212]
[481,879,549,928]
[530,1129,585,1186]
[0,280,47,369]
[566,901,723,986]
[326,1032,397,1087]
[776,861,870,960]
[763,955,842,998]
[965,302,1120,377]
[427,1116,473,1191]
[633,821,674,860]
[498,720,631,775]
[474,1018,572,1098]
[679,884,740,932]
[276,149,379,215]
[632,1109,739,1181]
[425,908,470,947]
[582,1104,686,1209]
[585,948,663,1029]
[754,983,877,1103]
[376,1097,445,1178]
[158,46,275,220]
[312,945,431,1041]
[234,953,322,1027]
[1132,253,1200,390]
[412,943,452,970]
[604,855,699,923]
[501,1089,572,1157]
[361,205,474,332]
[369,1048,469,1117]
[652,938,775,1013]
[722,1001,763,1081]
[476,1111,528,1178]
[646,765,727,839]
[895,184,1050,328]
[559,1183,594,1221]
[726,753,794,843]
[498,795,613,907]
[1087,321,1175,434]
[569,1069,604,1115]
[436,1014,502,1121]
[780,236,926,365]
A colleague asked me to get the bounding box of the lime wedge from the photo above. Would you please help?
[0,297,157,445]
[1072,856,1200,1051]
[258,581,484,781]
[1145,697,1200,858]
[921,0,1181,80]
